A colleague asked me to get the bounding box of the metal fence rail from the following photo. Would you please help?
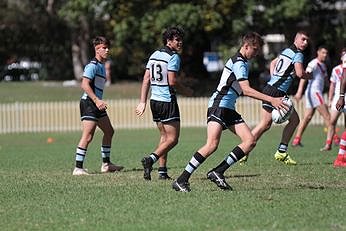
[0,96,336,134]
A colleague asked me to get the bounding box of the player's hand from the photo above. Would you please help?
[303,71,312,79]
[95,99,108,111]
[272,97,289,111]
[135,102,146,116]
[336,97,345,111]
[294,93,302,101]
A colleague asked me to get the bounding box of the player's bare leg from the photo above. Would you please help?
[98,116,123,172]
[292,108,314,147]
[73,120,97,175]
[141,121,179,180]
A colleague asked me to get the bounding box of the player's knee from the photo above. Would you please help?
[167,136,179,147]
[209,146,218,154]
[263,121,272,131]
[293,117,300,127]
[104,128,114,139]
[110,127,115,137]
[289,113,300,127]
[250,138,257,149]
[208,142,219,153]
[246,136,257,150]
[84,134,94,144]
[305,115,313,121]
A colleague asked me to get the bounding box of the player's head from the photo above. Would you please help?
[294,31,309,51]
[93,36,110,48]
[92,36,110,62]
[340,48,346,61]
[162,26,184,52]
[316,46,328,62]
[240,32,264,59]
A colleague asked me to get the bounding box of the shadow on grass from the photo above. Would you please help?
[297,161,333,166]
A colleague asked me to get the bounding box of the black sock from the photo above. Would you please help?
[149,153,159,164]
[278,143,288,153]
[158,166,168,175]
[213,146,245,174]
[76,161,83,169]
[103,157,110,163]
[177,152,206,183]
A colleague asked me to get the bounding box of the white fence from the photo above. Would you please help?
[0,96,335,134]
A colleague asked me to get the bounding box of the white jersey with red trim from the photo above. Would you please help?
[305,58,327,94]
[330,64,346,112]
[330,64,344,98]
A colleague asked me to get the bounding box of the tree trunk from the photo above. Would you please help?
[46,0,54,15]
[80,15,90,65]
[71,40,83,81]
[71,15,90,81]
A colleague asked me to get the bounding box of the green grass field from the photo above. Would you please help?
[1,126,345,231]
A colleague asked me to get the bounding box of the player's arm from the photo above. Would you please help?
[294,62,311,79]
[269,57,277,76]
[336,69,346,111]
[239,80,287,110]
[294,78,306,101]
[81,77,107,111]
[328,81,336,107]
[135,69,150,116]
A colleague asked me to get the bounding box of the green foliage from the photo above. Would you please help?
[1,0,345,81]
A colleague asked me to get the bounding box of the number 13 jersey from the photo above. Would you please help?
[267,45,304,93]
[146,46,181,102]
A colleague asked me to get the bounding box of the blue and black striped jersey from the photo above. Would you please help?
[208,52,248,110]
[146,46,181,102]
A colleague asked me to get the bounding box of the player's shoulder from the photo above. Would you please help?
[333,64,343,70]
[159,46,178,56]
[307,58,318,66]
[332,64,343,75]
[232,52,247,65]
[224,53,246,70]
[150,47,180,61]
[282,45,303,57]
[85,58,100,68]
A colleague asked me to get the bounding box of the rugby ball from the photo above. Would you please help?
[272,96,293,124]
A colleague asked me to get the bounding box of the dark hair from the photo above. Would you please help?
[317,45,327,50]
[162,26,184,45]
[92,36,110,47]
[241,32,264,47]
[296,30,309,38]
[317,45,328,51]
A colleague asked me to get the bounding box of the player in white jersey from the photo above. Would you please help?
[320,49,346,151]
[332,49,346,167]
[291,46,336,150]
[136,26,191,180]
[73,36,123,176]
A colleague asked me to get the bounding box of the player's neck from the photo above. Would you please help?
[95,55,106,63]
[239,47,248,60]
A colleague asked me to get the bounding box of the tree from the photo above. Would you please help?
[0,0,72,80]
[1,0,345,85]
[58,0,108,81]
